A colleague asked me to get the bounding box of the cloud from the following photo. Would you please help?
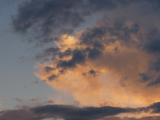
[0,104,129,120]
[35,22,159,107]
[12,0,150,45]
[12,0,85,45]
[32,105,129,120]
[12,0,160,110]
[1,102,160,120]
[145,39,160,54]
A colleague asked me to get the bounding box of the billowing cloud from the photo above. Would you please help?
[35,22,160,107]
[12,0,160,117]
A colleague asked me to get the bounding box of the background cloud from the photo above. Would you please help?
[0,104,129,120]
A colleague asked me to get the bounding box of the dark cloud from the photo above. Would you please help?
[93,41,105,50]
[80,26,107,45]
[145,39,160,53]
[45,66,55,72]
[57,60,76,69]
[12,0,85,43]
[48,74,57,81]
[0,104,131,120]
[139,73,151,82]
[148,77,160,86]
[89,69,96,76]
[149,102,160,113]
[1,102,160,120]
[12,0,146,45]
[57,49,86,69]
[12,0,160,46]
[87,47,102,60]
[80,21,140,48]
[33,105,130,120]
[59,48,72,58]
[72,50,86,63]
[109,22,140,44]
[56,47,103,70]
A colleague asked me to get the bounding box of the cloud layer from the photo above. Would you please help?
[1,102,160,120]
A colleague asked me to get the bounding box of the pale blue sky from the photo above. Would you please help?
[0,0,65,110]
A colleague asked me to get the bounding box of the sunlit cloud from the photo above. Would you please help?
[9,0,160,119]
[35,23,160,107]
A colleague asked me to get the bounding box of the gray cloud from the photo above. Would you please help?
[89,69,96,76]
[12,0,152,45]
[57,49,86,69]
[139,73,152,82]
[0,104,131,120]
[12,0,85,45]
[145,39,160,54]
[45,66,55,72]
[32,105,129,120]
[148,77,160,86]
[48,74,57,81]
[1,102,160,120]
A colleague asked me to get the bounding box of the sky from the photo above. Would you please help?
[1,0,160,120]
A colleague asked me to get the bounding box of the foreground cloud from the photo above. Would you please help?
[12,0,160,111]
[1,102,160,120]
[0,104,128,120]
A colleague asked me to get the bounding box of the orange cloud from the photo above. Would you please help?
[35,22,160,108]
